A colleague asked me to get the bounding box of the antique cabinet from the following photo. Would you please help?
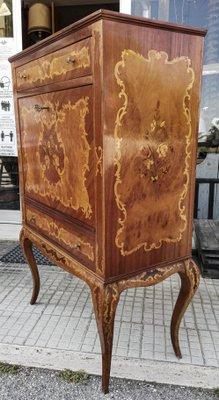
[10,10,206,393]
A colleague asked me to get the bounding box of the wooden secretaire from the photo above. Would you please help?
[10,10,206,393]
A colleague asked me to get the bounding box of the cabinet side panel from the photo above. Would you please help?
[11,64,26,224]
[102,19,204,280]
[91,20,105,277]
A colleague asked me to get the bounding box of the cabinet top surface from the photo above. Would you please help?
[9,9,206,63]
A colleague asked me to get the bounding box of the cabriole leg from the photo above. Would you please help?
[171,258,200,358]
[20,228,40,305]
[91,283,120,394]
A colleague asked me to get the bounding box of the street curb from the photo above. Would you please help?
[0,344,218,389]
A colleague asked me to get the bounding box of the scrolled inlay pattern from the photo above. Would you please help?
[114,50,195,256]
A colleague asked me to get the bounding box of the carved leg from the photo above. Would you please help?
[171,259,200,358]
[91,283,120,394]
[20,228,40,305]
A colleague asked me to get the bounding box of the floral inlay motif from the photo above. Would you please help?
[114,49,195,256]
[39,121,65,185]
[137,100,170,184]
[20,91,93,221]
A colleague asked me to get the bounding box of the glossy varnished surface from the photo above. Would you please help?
[102,18,205,279]
[10,10,206,394]
[19,86,95,227]
[16,37,92,91]
[11,11,206,281]
[26,204,95,269]
[114,49,194,255]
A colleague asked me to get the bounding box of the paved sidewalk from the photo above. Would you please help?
[0,241,218,389]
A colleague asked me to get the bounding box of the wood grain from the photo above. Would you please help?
[102,18,205,279]
[10,10,206,394]
[16,38,91,91]
[19,86,95,227]
[114,49,194,256]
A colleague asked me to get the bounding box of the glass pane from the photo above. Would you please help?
[130,0,219,142]
[0,0,19,211]
[131,0,158,18]
[0,156,19,210]
[0,0,13,37]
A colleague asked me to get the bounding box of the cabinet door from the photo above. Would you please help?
[19,86,95,228]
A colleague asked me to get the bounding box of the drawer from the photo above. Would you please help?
[16,37,92,91]
[25,204,95,268]
[19,85,95,228]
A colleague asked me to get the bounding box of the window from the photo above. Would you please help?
[0,0,13,37]
[124,0,219,141]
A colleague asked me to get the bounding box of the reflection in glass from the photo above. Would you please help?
[0,157,19,210]
[131,0,219,141]
[0,0,13,37]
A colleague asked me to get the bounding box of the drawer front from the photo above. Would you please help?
[19,85,95,227]
[16,37,91,90]
[26,205,95,268]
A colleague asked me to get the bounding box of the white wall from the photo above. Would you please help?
[12,0,22,53]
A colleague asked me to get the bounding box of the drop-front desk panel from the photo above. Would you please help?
[10,10,206,393]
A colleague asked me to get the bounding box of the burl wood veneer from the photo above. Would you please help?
[10,10,206,393]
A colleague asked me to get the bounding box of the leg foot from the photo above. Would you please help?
[91,283,120,394]
[20,228,40,304]
[171,259,200,358]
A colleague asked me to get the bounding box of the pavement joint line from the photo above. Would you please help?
[0,241,219,389]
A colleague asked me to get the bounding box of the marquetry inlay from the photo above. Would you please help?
[21,95,92,219]
[11,10,205,394]
[26,208,94,261]
[17,44,90,88]
[114,50,194,256]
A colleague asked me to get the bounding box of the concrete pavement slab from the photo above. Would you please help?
[0,241,218,389]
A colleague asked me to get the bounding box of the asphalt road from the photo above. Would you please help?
[0,365,218,400]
